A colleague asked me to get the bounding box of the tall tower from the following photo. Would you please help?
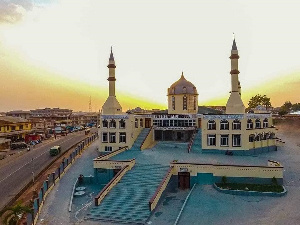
[108,47,116,97]
[226,38,245,114]
[101,47,123,115]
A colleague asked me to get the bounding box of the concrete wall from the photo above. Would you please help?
[141,127,156,150]
[171,162,283,185]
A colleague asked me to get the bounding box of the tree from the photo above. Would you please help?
[0,202,32,225]
[248,94,272,110]
[291,103,300,112]
[283,101,292,110]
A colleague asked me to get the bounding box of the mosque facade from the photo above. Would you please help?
[99,39,278,155]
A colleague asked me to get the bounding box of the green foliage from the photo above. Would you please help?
[291,103,300,111]
[221,176,227,184]
[216,183,284,193]
[278,101,300,115]
[0,201,32,225]
[248,94,272,109]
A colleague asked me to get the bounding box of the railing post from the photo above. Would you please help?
[52,172,55,185]
[58,167,61,179]
[41,187,44,201]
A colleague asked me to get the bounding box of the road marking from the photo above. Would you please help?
[0,134,83,184]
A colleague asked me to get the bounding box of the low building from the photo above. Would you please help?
[0,116,33,142]
[6,110,31,119]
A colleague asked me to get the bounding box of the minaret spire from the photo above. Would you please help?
[109,46,114,61]
[226,35,245,114]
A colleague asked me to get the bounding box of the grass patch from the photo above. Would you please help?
[216,183,284,193]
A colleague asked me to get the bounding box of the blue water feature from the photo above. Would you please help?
[86,163,169,224]
[130,128,150,151]
[191,129,202,152]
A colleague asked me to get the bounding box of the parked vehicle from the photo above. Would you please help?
[11,142,28,150]
[49,146,61,156]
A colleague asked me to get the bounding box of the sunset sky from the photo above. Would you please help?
[0,0,299,112]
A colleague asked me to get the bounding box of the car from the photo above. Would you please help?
[11,142,28,150]
[50,146,61,156]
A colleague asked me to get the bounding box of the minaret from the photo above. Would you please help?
[101,47,123,115]
[226,37,245,114]
[108,47,116,97]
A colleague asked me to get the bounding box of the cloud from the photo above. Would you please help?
[0,0,33,24]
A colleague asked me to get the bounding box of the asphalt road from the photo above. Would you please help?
[0,130,96,210]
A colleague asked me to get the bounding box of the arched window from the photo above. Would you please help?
[172,96,175,110]
[249,134,255,142]
[263,118,268,128]
[109,119,116,128]
[183,96,187,110]
[255,119,261,129]
[255,133,261,141]
[172,88,175,94]
[140,119,143,127]
[247,119,253,129]
[193,96,197,110]
[183,86,187,94]
[220,120,229,130]
[102,120,108,128]
[207,120,216,130]
[119,119,126,129]
[232,119,241,130]
[135,118,138,128]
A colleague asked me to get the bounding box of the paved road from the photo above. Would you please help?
[0,130,96,210]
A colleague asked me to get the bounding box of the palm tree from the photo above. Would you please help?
[0,201,33,225]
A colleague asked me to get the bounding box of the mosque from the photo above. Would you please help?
[99,39,277,155]
[90,39,284,224]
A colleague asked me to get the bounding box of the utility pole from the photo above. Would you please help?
[89,96,92,113]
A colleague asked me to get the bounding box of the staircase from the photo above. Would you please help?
[191,129,202,152]
[86,164,169,224]
[130,128,150,150]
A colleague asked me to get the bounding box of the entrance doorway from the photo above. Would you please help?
[178,172,190,189]
[145,118,151,128]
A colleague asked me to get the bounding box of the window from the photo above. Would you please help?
[220,120,229,130]
[140,119,143,127]
[183,96,187,110]
[135,118,138,128]
[207,120,216,130]
[232,119,241,130]
[270,132,275,139]
[247,119,253,129]
[119,132,126,143]
[102,132,108,143]
[232,134,241,147]
[255,134,261,141]
[183,86,187,93]
[105,146,112,152]
[263,118,268,128]
[109,132,116,143]
[207,134,216,146]
[249,134,255,142]
[172,96,175,110]
[109,120,116,128]
[194,96,197,110]
[119,119,126,129]
[220,135,229,146]
[102,120,108,128]
[255,119,261,129]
